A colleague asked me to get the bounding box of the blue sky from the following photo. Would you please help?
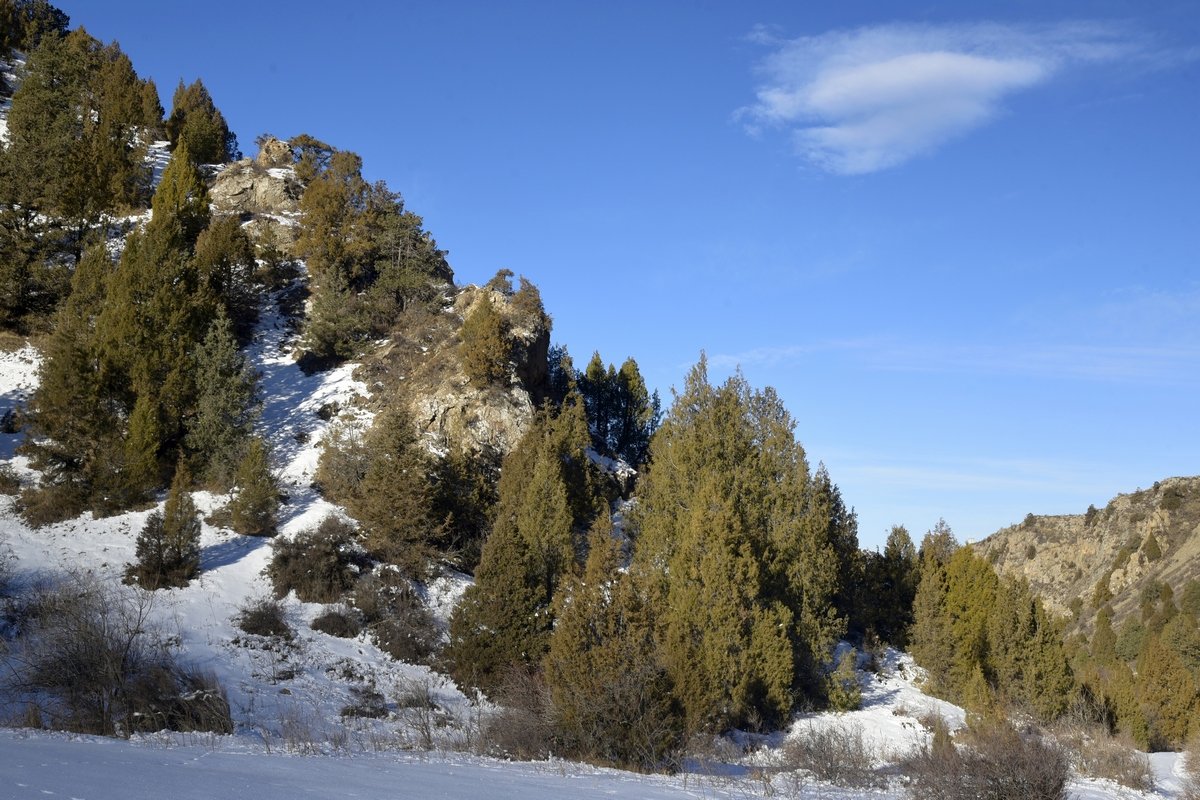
[68,1,1199,549]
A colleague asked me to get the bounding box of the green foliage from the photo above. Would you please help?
[192,216,259,340]
[185,311,258,489]
[826,649,863,711]
[0,0,68,56]
[346,410,439,575]
[267,515,362,603]
[447,403,603,693]
[294,147,450,362]
[627,357,852,731]
[127,464,200,589]
[428,447,499,572]
[909,526,1075,721]
[1135,634,1199,750]
[1142,533,1163,562]
[458,295,510,387]
[228,438,278,536]
[543,511,684,770]
[577,352,661,467]
[862,525,919,646]
[165,78,238,163]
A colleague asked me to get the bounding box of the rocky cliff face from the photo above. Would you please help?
[355,284,551,461]
[974,476,1200,627]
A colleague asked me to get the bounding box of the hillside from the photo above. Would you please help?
[974,477,1200,629]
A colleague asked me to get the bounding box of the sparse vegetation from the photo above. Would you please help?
[236,597,293,640]
[267,515,364,603]
[781,721,881,789]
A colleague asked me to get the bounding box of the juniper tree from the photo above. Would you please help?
[129,463,200,589]
[458,294,510,387]
[348,409,439,575]
[447,402,602,692]
[185,311,258,489]
[166,78,238,163]
[628,357,848,731]
[229,437,278,536]
[544,511,683,769]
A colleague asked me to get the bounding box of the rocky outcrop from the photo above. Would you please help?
[357,284,552,461]
[974,476,1200,627]
[209,158,302,217]
[256,136,293,168]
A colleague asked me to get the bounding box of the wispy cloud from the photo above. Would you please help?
[738,21,1145,174]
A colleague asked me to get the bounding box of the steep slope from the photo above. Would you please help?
[973,476,1200,627]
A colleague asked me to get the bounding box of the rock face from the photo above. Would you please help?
[357,284,551,461]
[974,476,1200,628]
[255,136,293,168]
[209,158,302,217]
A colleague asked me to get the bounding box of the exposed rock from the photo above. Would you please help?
[209,158,302,217]
[256,136,293,168]
[356,283,551,461]
[974,476,1200,630]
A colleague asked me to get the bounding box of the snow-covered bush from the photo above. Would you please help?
[780,721,881,789]
[235,597,293,640]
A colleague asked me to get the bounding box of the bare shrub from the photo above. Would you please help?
[352,570,439,664]
[1055,723,1152,792]
[340,685,388,719]
[780,721,881,789]
[236,597,293,640]
[480,667,554,760]
[1184,733,1200,800]
[902,717,1069,800]
[0,464,20,495]
[2,574,232,737]
[18,483,87,527]
[267,515,364,602]
[311,606,362,638]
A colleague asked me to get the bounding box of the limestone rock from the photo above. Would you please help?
[256,136,293,168]
[209,158,302,216]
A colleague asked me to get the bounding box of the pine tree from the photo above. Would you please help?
[185,311,258,489]
[349,409,438,575]
[459,294,510,387]
[165,78,238,163]
[129,462,200,589]
[229,438,278,536]
[909,522,957,697]
[544,511,683,769]
[192,216,259,339]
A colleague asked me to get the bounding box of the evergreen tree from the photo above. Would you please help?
[446,403,602,691]
[165,78,238,163]
[128,463,200,589]
[192,216,259,339]
[459,294,510,387]
[229,438,278,536]
[185,311,258,489]
[1135,634,1198,750]
[909,522,958,697]
[348,409,439,575]
[629,357,849,731]
[543,511,683,770]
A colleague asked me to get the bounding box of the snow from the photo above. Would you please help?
[0,279,1191,799]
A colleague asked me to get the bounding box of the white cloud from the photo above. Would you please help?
[740,22,1141,174]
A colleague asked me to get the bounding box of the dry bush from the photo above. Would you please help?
[311,606,362,638]
[779,721,881,789]
[2,574,231,736]
[480,667,554,760]
[0,464,20,495]
[340,685,388,719]
[902,717,1069,800]
[236,597,294,640]
[352,570,439,664]
[1054,723,1152,792]
[267,515,365,603]
[1184,733,1200,800]
[18,483,87,527]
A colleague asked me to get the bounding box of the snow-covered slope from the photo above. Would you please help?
[0,275,1188,800]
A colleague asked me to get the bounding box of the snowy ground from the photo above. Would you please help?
[0,279,1191,797]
